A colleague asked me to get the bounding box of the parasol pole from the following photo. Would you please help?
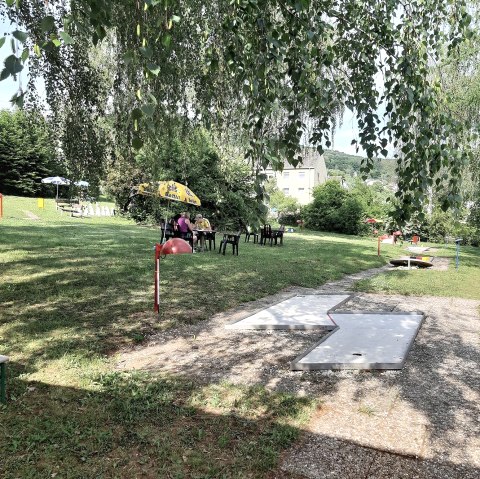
[56,184,59,202]
[162,200,171,244]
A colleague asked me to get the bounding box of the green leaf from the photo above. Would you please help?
[21,48,29,62]
[141,104,155,116]
[132,136,143,150]
[131,108,143,120]
[162,34,172,48]
[171,15,180,23]
[5,0,15,7]
[148,93,157,105]
[0,37,5,49]
[40,16,55,33]
[59,31,74,44]
[139,46,153,59]
[34,44,41,57]
[10,91,24,108]
[12,30,28,43]
[122,50,134,65]
[0,68,10,81]
[52,38,61,47]
[146,62,160,75]
[4,54,23,74]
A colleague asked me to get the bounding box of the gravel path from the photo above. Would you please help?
[117,264,479,478]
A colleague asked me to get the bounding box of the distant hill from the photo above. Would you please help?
[323,149,396,182]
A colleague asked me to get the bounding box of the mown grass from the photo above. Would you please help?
[354,242,480,300]
[0,195,391,477]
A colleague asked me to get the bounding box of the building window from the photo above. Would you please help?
[283,188,289,195]
[298,188,304,192]
[298,171,306,178]
[283,171,290,178]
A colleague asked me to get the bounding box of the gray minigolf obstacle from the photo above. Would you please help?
[225,294,424,370]
[291,312,424,370]
[225,294,351,330]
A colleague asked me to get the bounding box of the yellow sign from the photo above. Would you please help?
[37,198,45,208]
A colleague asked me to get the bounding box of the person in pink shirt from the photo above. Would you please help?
[177,212,197,248]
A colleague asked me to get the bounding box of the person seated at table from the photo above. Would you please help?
[171,213,182,237]
[194,214,212,231]
[177,212,197,246]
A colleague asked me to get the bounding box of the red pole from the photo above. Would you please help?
[377,236,381,256]
[154,243,161,313]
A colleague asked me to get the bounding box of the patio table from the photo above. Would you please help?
[193,229,216,251]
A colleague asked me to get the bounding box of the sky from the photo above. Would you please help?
[0,17,366,157]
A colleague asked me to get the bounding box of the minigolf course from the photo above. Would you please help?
[225,294,351,330]
[291,312,424,370]
[225,295,424,371]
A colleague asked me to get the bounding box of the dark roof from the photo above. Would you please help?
[265,148,324,170]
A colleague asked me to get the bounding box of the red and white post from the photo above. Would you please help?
[154,243,161,313]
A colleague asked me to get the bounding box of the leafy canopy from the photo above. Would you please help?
[0,0,474,222]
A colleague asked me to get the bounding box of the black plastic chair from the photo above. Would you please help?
[245,226,259,243]
[219,232,240,255]
[160,223,175,243]
[260,225,274,246]
[179,231,194,251]
[273,228,284,246]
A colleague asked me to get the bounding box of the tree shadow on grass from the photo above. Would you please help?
[0,365,315,479]
[1,362,478,479]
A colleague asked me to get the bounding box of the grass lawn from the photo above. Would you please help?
[355,242,480,300]
[0,195,442,478]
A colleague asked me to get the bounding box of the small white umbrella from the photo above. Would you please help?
[74,180,89,187]
[41,176,71,201]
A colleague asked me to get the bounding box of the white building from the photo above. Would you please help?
[264,149,328,205]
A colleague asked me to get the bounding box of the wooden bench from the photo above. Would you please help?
[56,198,77,210]
[0,355,8,404]
[60,206,84,217]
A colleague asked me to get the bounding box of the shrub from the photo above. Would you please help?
[426,210,455,243]
[303,180,367,235]
[454,223,479,247]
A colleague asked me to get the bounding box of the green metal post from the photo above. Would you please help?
[0,362,6,404]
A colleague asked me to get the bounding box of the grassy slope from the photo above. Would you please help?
[3,195,468,478]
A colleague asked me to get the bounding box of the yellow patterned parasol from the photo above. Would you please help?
[138,181,201,206]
